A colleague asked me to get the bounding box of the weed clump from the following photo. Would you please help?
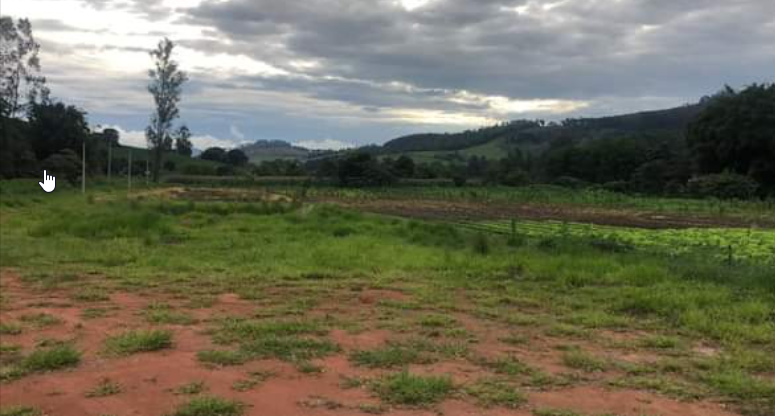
[196,350,248,367]
[373,371,454,406]
[350,344,428,369]
[166,396,244,416]
[1,344,81,381]
[104,329,173,356]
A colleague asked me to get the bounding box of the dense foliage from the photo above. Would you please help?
[687,84,775,194]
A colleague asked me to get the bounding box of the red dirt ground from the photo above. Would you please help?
[0,270,744,416]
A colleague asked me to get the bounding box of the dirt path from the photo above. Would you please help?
[316,198,774,229]
[0,270,745,416]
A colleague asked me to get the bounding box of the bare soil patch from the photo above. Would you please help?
[316,198,773,229]
[0,270,744,416]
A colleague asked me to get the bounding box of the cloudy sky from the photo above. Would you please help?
[4,0,774,150]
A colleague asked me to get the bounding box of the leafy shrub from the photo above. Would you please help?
[40,149,81,185]
[687,173,759,200]
[180,164,217,176]
[501,169,529,187]
[337,152,396,187]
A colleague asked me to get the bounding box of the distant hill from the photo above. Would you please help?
[240,140,310,163]
[379,103,705,162]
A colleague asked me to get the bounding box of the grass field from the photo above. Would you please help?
[1,180,773,416]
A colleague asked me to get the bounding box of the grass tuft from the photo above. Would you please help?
[373,371,454,406]
[104,329,173,356]
[196,350,248,367]
[166,396,244,416]
[350,344,428,369]
[0,407,45,416]
[0,323,22,335]
[560,349,608,372]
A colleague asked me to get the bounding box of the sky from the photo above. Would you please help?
[3,0,774,150]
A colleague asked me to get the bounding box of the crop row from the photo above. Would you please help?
[457,219,775,264]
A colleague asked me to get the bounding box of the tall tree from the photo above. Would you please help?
[0,17,49,119]
[146,38,187,182]
[174,125,193,157]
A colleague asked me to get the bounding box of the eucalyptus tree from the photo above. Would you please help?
[0,17,49,119]
[146,38,187,182]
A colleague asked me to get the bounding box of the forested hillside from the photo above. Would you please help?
[382,104,704,154]
[240,140,310,163]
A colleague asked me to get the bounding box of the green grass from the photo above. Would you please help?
[72,289,110,302]
[532,410,586,416]
[465,378,526,408]
[143,303,197,325]
[2,183,775,414]
[238,335,339,362]
[0,407,44,416]
[103,329,173,356]
[0,323,22,335]
[350,344,428,368]
[561,349,609,373]
[20,344,81,373]
[205,317,338,363]
[373,371,455,406]
[1,344,82,381]
[0,344,22,363]
[166,396,244,416]
[196,350,248,367]
[479,356,533,377]
[19,313,62,328]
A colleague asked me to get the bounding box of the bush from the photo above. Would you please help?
[452,175,467,187]
[501,169,529,187]
[552,176,588,189]
[337,152,396,187]
[180,164,217,176]
[41,149,81,185]
[687,173,759,200]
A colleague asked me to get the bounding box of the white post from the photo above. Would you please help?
[81,140,86,194]
[107,143,112,182]
[128,149,132,192]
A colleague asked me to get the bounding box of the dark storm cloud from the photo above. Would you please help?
[14,0,775,148]
[185,0,775,105]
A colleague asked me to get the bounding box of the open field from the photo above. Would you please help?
[1,181,774,416]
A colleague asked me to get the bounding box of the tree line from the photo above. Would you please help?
[1,18,198,183]
[296,84,773,199]
[1,17,772,199]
